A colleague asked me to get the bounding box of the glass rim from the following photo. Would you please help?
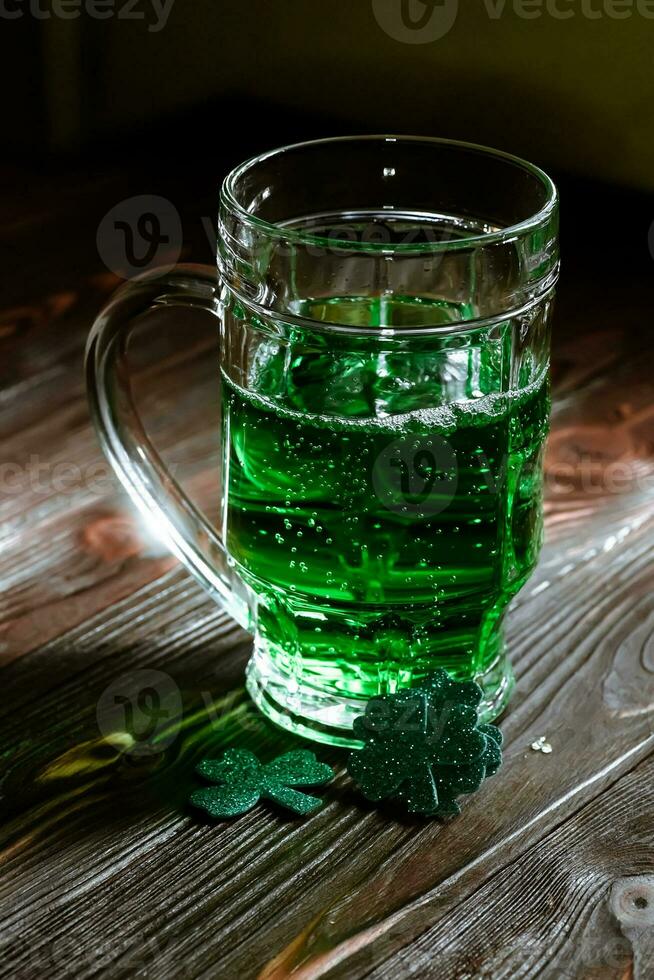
[221,134,558,254]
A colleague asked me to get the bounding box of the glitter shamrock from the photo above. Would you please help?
[347,669,503,817]
[189,748,333,818]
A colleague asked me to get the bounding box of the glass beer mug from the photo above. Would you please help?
[87,136,559,746]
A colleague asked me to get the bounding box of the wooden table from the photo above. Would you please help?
[1,166,653,979]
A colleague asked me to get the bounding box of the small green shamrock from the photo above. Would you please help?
[189,748,333,818]
[347,669,503,817]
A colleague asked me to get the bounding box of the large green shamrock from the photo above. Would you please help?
[347,669,503,816]
[189,748,333,818]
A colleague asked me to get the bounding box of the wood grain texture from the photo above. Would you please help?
[0,170,653,980]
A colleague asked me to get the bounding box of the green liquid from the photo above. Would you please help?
[222,297,549,722]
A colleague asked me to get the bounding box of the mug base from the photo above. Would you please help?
[245,643,514,748]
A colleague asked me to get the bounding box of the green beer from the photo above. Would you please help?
[87,137,558,748]
[222,297,549,735]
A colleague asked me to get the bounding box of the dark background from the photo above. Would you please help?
[5,0,654,180]
[2,0,653,303]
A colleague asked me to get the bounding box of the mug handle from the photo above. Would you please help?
[86,264,254,631]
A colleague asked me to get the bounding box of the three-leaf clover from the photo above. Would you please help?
[347,669,503,816]
[189,748,333,818]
